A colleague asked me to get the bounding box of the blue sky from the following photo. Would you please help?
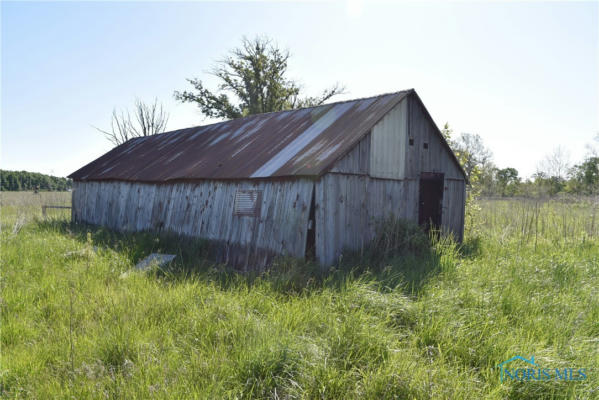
[2,1,597,178]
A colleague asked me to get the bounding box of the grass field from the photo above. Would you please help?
[1,192,598,399]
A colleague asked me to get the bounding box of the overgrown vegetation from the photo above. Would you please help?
[1,192,598,399]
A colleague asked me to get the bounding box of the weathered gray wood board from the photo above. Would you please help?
[441,179,466,241]
[406,93,464,180]
[330,134,371,175]
[314,174,463,264]
[314,174,420,265]
[313,93,465,265]
[370,98,407,179]
[72,179,313,267]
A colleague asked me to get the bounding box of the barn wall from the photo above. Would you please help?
[314,173,463,266]
[315,94,466,266]
[72,179,313,268]
[370,99,407,179]
[314,174,369,265]
[405,93,463,180]
[330,133,371,175]
[314,174,420,266]
[441,179,466,241]
[350,92,464,182]
[405,92,466,243]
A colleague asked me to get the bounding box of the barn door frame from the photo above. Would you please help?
[418,172,444,231]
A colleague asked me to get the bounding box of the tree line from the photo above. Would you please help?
[1,170,72,191]
[442,124,599,197]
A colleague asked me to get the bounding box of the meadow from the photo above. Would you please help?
[1,192,597,399]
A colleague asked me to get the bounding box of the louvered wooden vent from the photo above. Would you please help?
[233,190,262,216]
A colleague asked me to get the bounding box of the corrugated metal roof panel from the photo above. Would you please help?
[69,90,412,182]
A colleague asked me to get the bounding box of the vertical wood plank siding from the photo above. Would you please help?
[315,174,420,265]
[370,99,407,179]
[405,94,463,180]
[72,93,466,268]
[405,92,466,241]
[315,93,466,265]
[441,179,466,241]
[72,179,313,267]
[315,175,463,266]
[330,134,371,174]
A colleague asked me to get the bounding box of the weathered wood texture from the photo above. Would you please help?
[72,179,313,268]
[330,134,371,175]
[316,93,466,265]
[314,174,420,265]
[441,179,466,241]
[72,93,466,268]
[314,172,464,265]
[370,99,407,179]
[406,93,464,180]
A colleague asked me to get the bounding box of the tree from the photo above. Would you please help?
[569,157,599,194]
[532,146,571,196]
[96,99,169,146]
[442,125,497,195]
[537,146,570,182]
[174,36,345,120]
[451,132,493,181]
[477,164,498,196]
[496,167,520,197]
[441,122,453,141]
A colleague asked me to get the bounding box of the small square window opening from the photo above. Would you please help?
[423,142,429,149]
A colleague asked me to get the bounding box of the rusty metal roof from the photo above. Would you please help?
[70,90,413,182]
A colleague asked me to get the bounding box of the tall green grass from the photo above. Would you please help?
[1,193,597,399]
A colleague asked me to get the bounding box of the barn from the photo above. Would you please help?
[69,89,467,268]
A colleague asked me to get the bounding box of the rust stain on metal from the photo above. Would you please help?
[70,91,411,182]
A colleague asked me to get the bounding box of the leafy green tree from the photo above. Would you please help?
[451,133,493,182]
[568,157,599,194]
[530,172,563,197]
[174,36,345,119]
[496,167,520,196]
[441,122,453,141]
[442,125,494,234]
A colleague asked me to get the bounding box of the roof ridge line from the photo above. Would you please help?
[136,89,414,141]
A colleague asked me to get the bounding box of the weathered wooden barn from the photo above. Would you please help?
[69,89,467,267]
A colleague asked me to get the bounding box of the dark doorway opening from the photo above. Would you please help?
[305,187,316,260]
[418,172,444,231]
